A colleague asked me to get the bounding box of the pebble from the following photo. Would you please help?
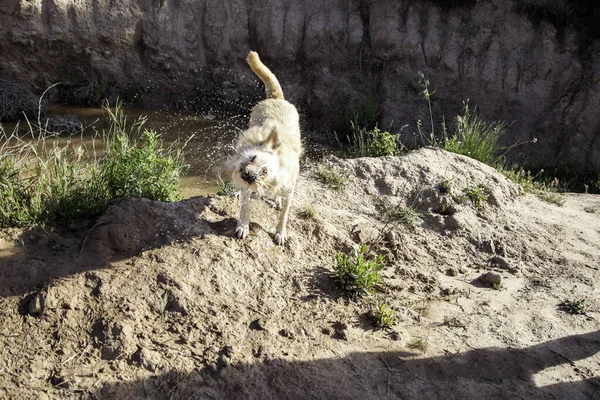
[27,293,44,315]
[480,271,502,285]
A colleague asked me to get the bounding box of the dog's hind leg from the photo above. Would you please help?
[274,189,294,245]
[235,189,251,239]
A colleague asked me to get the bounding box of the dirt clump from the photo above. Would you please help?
[0,148,598,399]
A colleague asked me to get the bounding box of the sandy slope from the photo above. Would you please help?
[0,148,598,399]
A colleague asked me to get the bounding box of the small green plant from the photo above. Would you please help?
[373,304,396,329]
[438,174,457,194]
[314,163,350,190]
[559,299,586,315]
[299,205,317,219]
[407,337,428,352]
[344,122,402,158]
[216,175,237,196]
[500,167,566,205]
[438,178,452,194]
[334,244,386,297]
[492,282,503,290]
[537,191,566,206]
[443,103,507,166]
[463,184,488,208]
[386,204,419,226]
[417,72,439,146]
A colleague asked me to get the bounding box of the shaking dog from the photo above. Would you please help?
[228,51,302,245]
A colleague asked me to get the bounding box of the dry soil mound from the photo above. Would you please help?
[0,148,598,399]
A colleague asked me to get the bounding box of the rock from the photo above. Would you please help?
[139,348,162,372]
[479,272,502,286]
[352,221,380,244]
[27,293,44,315]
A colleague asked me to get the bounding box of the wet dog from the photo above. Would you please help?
[227,51,302,245]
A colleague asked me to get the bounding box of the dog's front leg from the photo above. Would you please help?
[274,190,293,245]
[235,189,251,239]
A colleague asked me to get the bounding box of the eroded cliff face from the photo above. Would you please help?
[1,0,599,171]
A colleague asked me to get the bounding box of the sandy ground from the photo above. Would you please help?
[0,148,598,399]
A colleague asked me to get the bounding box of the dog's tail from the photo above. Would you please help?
[247,51,284,100]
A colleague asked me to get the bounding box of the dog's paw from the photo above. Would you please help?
[235,225,249,239]
[273,231,286,246]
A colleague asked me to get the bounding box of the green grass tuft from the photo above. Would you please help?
[0,101,185,228]
[314,163,350,190]
[443,103,507,166]
[463,184,488,208]
[500,167,566,205]
[299,205,318,220]
[385,204,419,226]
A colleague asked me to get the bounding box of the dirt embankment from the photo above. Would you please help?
[1,0,600,171]
[0,148,599,399]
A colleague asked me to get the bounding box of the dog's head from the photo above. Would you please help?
[230,128,281,192]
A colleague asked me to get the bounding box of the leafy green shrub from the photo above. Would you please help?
[102,105,184,202]
[345,123,402,158]
[334,244,386,297]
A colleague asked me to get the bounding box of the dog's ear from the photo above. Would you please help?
[264,127,281,150]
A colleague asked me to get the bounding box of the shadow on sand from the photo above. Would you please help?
[98,330,600,399]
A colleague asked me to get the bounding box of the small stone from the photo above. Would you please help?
[446,268,458,277]
[27,293,44,315]
[479,272,502,285]
[139,348,162,372]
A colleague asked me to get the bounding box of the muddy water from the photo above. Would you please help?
[3,106,244,198]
